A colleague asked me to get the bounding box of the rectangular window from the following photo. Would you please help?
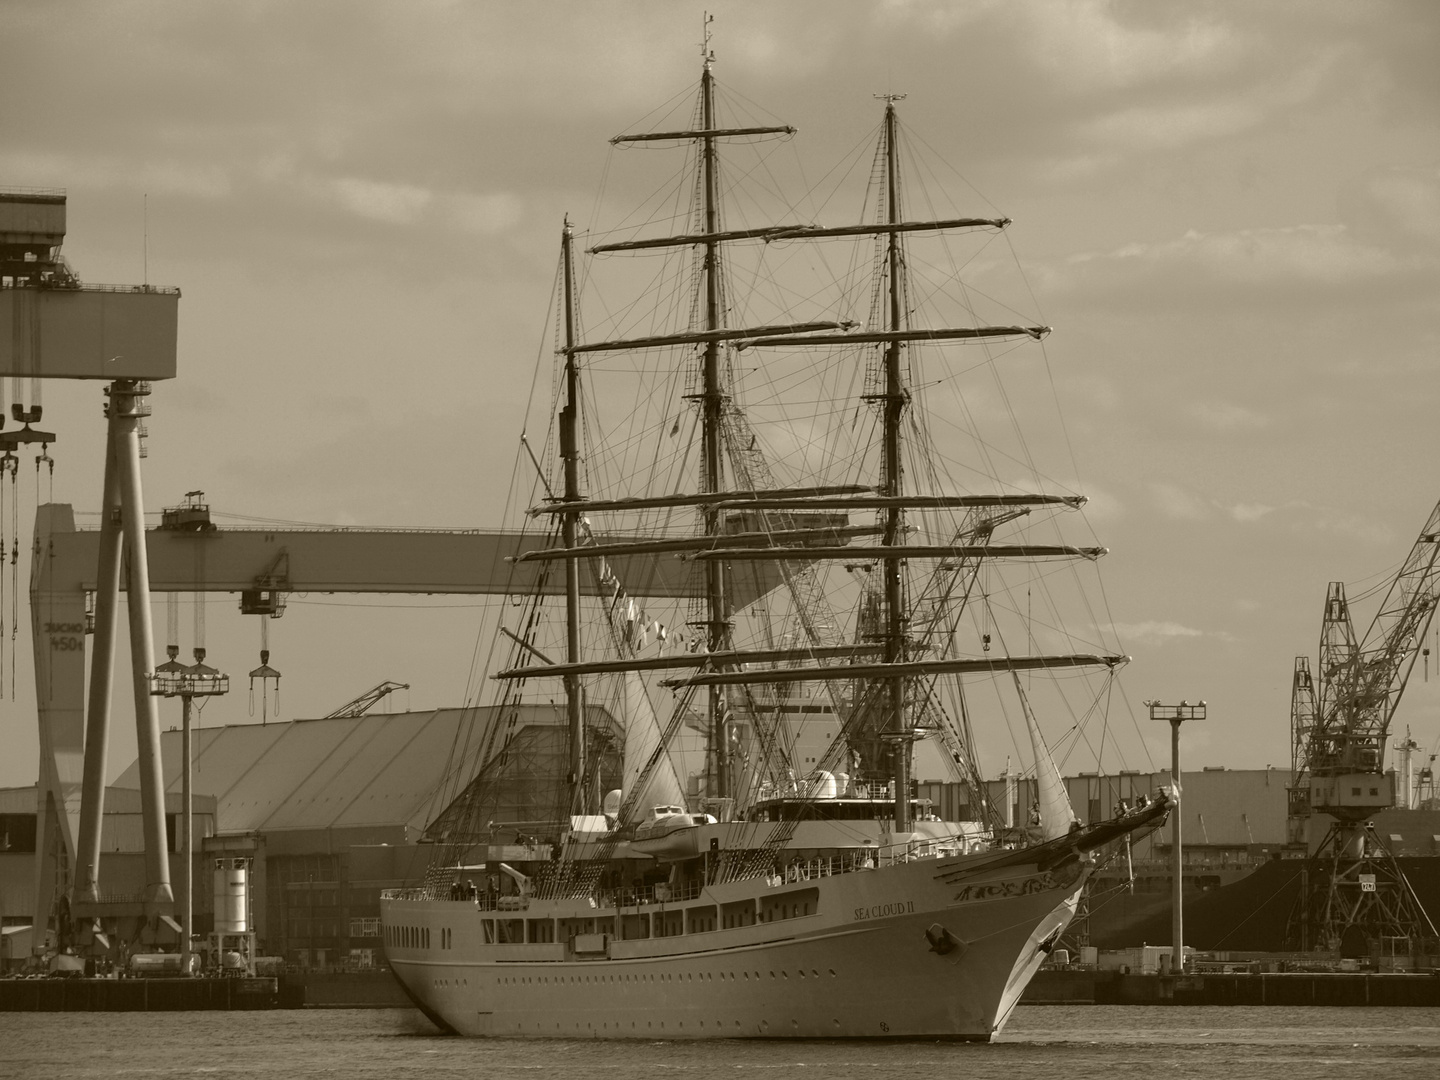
[722,900,755,928]
[0,814,37,852]
[686,905,717,934]
[620,913,650,940]
[759,888,819,923]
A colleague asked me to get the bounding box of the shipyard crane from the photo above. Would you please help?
[1288,496,1440,957]
[324,680,411,718]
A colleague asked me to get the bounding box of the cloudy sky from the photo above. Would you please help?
[2,0,1439,790]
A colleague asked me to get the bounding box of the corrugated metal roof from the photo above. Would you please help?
[0,786,38,814]
[1,785,211,818]
[112,707,514,835]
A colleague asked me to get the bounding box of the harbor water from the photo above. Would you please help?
[2,1005,1437,1079]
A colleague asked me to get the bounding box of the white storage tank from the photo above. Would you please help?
[213,858,249,933]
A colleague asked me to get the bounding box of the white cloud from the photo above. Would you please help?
[1109,620,1205,644]
[449,192,524,236]
[332,177,433,225]
[1116,225,1400,285]
[0,150,231,199]
[1079,99,1262,151]
[1303,510,1394,548]
[1344,164,1440,251]
[878,0,997,35]
[1023,1,1239,94]
[1370,170,1440,245]
[1229,503,1274,523]
[1041,222,1434,308]
[1151,482,1208,521]
[1189,400,1268,432]
[1068,480,1123,523]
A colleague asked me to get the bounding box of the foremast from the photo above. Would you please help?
[559,218,586,816]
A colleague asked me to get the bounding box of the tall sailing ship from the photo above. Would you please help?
[380,46,1171,1040]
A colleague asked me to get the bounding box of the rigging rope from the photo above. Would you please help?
[166,592,179,656]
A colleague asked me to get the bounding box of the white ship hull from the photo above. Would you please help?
[381,848,1085,1041]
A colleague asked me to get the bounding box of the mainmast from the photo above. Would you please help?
[699,54,732,803]
[879,96,911,831]
[560,217,586,815]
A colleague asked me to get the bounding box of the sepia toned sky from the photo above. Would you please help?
[2,0,1439,789]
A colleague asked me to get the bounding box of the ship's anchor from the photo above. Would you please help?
[925,923,967,958]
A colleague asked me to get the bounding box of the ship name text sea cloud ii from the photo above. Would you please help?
[380,39,1172,1041]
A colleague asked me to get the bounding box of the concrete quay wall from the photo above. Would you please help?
[1024,969,1440,1006]
[0,976,279,1011]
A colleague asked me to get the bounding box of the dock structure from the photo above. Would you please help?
[3,185,182,961]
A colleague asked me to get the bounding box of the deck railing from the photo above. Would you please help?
[379,827,990,910]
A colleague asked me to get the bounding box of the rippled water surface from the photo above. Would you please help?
[3,1005,1437,1079]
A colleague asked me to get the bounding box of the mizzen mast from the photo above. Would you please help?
[878,95,912,831]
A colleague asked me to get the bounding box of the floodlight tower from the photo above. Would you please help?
[1,186,179,958]
[151,645,229,974]
[1147,699,1204,973]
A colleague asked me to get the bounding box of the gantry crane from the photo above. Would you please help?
[1288,497,1440,958]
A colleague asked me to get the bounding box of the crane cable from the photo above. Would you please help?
[8,453,18,698]
[0,452,7,698]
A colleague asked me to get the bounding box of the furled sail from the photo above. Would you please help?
[616,670,686,819]
[1016,673,1078,840]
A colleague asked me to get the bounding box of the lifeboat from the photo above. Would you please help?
[629,804,717,859]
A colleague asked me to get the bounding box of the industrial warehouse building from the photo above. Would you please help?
[5,704,1439,972]
[2,703,574,972]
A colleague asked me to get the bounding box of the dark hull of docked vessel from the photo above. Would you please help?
[1082,854,1440,952]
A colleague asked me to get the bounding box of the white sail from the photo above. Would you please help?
[616,669,686,818]
[1015,672,1078,840]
